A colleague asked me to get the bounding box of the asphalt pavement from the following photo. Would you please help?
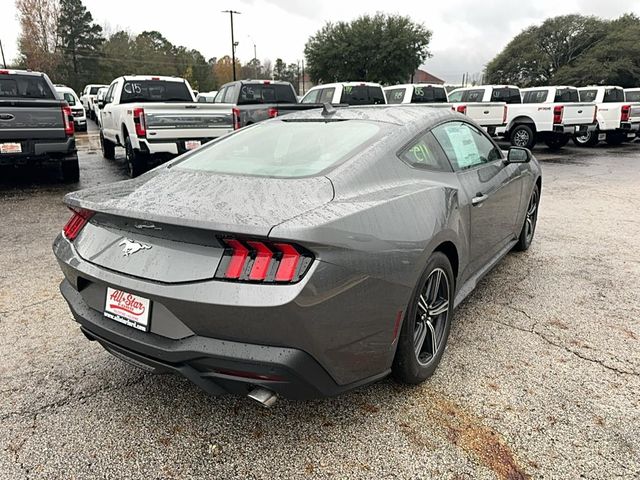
[1,121,639,479]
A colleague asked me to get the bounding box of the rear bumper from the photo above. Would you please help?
[552,123,597,134]
[0,137,76,165]
[139,130,233,155]
[60,279,387,399]
[618,122,640,132]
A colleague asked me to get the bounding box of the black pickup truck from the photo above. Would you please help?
[214,80,320,129]
[0,69,79,181]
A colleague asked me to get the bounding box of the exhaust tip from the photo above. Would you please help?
[247,387,278,408]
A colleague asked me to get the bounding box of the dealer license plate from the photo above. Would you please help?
[185,140,201,150]
[0,143,22,154]
[104,287,151,332]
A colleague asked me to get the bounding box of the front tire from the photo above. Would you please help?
[393,252,454,384]
[124,135,147,178]
[100,131,115,160]
[510,124,536,149]
[514,184,540,252]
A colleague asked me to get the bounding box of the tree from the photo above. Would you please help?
[304,13,432,84]
[213,56,241,86]
[16,0,60,74]
[57,0,104,91]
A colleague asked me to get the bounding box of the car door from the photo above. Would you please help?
[101,82,117,140]
[432,121,524,272]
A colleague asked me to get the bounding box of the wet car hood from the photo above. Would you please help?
[64,167,335,237]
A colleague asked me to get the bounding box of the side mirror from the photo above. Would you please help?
[506,147,531,164]
[97,100,105,109]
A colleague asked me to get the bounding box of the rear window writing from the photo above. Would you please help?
[554,89,579,103]
[385,88,406,104]
[0,75,55,99]
[120,80,193,104]
[176,120,384,178]
[412,86,448,103]
[340,86,385,105]
[579,90,597,102]
[603,88,624,103]
[238,84,296,104]
[626,91,640,102]
[522,90,548,104]
[459,89,485,102]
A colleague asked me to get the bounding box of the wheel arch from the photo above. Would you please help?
[508,116,536,133]
[433,241,459,284]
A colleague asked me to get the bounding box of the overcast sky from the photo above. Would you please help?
[3,0,639,83]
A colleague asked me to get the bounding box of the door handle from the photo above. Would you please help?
[472,193,488,206]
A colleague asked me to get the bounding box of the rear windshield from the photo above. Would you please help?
[626,91,640,102]
[385,88,406,104]
[176,120,383,178]
[0,74,55,99]
[522,90,548,104]
[60,92,77,106]
[459,89,485,102]
[554,88,579,103]
[120,80,193,104]
[89,86,102,95]
[579,90,597,102]
[412,86,448,103]
[603,88,624,103]
[491,88,521,104]
[340,85,386,105]
[238,83,296,104]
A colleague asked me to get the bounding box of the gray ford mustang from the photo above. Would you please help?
[53,105,541,404]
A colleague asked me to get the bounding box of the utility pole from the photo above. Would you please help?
[222,10,241,81]
[247,35,257,79]
[0,39,6,68]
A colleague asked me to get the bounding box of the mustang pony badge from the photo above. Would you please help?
[119,238,151,257]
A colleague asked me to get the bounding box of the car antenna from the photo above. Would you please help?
[321,102,336,116]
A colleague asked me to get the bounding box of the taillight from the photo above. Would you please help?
[63,208,94,241]
[621,105,631,122]
[215,238,313,284]
[267,107,278,118]
[503,105,508,123]
[133,107,146,137]
[0,70,9,74]
[232,107,241,130]
[553,105,564,124]
[456,105,467,115]
[62,105,74,135]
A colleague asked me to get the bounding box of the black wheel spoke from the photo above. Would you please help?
[413,267,450,365]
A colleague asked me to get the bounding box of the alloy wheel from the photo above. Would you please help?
[414,267,450,365]
[525,188,539,242]
[513,129,530,147]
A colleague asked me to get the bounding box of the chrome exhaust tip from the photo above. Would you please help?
[247,387,278,408]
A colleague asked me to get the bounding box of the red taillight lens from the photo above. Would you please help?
[456,105,467,115]
[62,105,74,135]
[133,107,146,137]
[232,107,241,130]
[216,238,313,284]
[267,107,278,118]
[0,70,9,74]
[63,208,94,241]
[621,105,631,122]
[553,105,564,124]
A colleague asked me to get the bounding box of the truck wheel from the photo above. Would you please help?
[573,129,599,147]
[605,132,626,145]
[60,154,80,183]
[100,131,115,160]
[544,134,570,150]
[510,125,536,149]
[124,136,147,178]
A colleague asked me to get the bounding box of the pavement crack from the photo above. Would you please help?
[489,306,639,377]
[0,296,58,316]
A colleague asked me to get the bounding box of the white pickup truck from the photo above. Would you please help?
[574,86,640,146]
[385,83,507,130]
[80,84,108,121]
[99,75,234,177]
[446,86,510,134]
[300,82,386,105]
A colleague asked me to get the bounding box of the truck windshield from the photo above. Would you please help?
[0,75,55,99]
[238,84,296,104]
[120,80,193,104]
[89,86,102,95]
[554,89,579,102]
[175,120,384,178]
[412,86,448,103]
[626,91,640,102]
[340,86,386,105]
[579,90,597,102]
[60,92,77,106]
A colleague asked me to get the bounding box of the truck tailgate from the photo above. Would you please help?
[0,100,66,141]
[461,103,505,127]
[562,103,596,126]
[142,103,233,140]
[629,104,640,123]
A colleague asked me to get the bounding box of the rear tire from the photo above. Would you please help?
[125,135,147,178]
[100,131,115,160]
[544,134,570,150]
[393,252,454,384]
[60,154,80,183]
[573,129,599,147]
[510,124,536,149]
[514,184,540,252]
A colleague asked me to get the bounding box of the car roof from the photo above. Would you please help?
[55,86,77,94]
[0,69,45,77]
[120,76,182,82]
[579,85,622,89]
[384,83,446,90]
[309,82,383,90]
[521,86,576,90]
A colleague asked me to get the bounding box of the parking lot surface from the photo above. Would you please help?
[1,123,639,479]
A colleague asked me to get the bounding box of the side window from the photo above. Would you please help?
[105,83,115,103]
[432,122,501,171]
[223,85,237,103]
[509,88,522,104]
[369,87,385,104]
[447,90,463,102]
[214,87,227,103]
[301,89,319,103]
[319,87,335,103]
[400,132,451,172]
